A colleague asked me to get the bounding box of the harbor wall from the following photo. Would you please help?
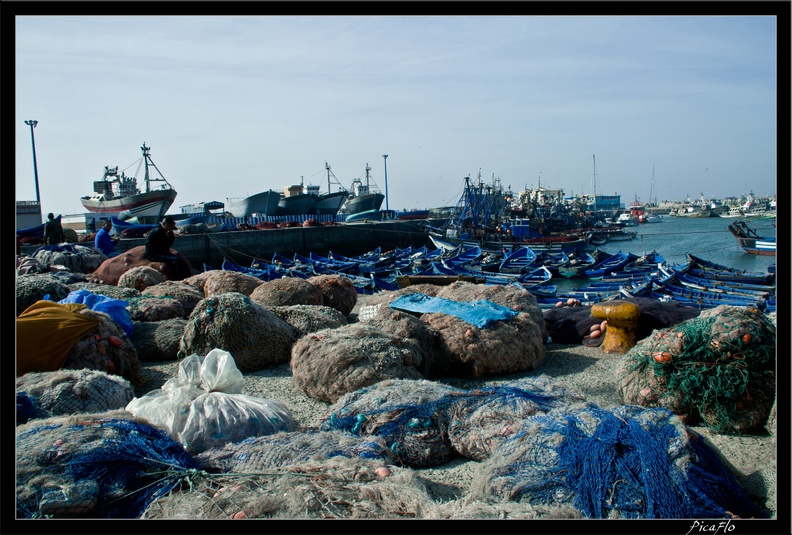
[107,220,432,269]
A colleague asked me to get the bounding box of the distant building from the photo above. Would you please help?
[16,200,41,229]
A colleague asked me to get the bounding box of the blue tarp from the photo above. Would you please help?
[57,288,133,337]
[388,293,519,328]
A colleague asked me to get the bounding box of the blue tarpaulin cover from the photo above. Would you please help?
[57,288,133,337]
[388,293,519,328]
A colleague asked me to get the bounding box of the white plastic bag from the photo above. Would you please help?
[126,348,297,454]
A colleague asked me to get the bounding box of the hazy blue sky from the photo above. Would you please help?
[15,14,779,217]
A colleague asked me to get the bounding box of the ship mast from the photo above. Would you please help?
[590,154,597,205]
[649,164,656,206]
[139,143,172,193]
[326,161,332,193]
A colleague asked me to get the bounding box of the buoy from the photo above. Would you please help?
[375,466,391,477]
[108,335,122,348]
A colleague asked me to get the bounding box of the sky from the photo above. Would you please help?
[13,11,781,219]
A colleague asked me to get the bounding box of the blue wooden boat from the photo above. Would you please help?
[517,265,553,286]
[537,250,569,276]
[308,251,360,274]
[685,254,774,285]
[727,220,776,255]
[584,252,639,279]
[498,246,538,274]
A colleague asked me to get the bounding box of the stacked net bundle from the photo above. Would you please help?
[319,378,466,468]
[290,324,425,403]
[436,281,548,342]
[307,274,358,316]
[16,369,135,416]
[195,429,394,472]
[447,376,589,461]
[249,277,324,307]
[16,274,72,315]
[62,308,144,389]
[617,305,776,433]
[179,292,297,372]
[181,270,215,293]
[127,296,185,322]
[470,405,764,519]
[16,411,199,518]
[201,270,263,297]
[268,304,348,337]
[16,255,48,276]
[126,351,298,455]
[33,244,107,273]
[142,455,431,519]
[358,306,447,379]
[117,265,167,291]
[67,282,141,301]
[129,318,187,361]
[421,309,545,378]
[141,280,205,316]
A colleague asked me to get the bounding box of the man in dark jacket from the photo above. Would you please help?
[144,217,189,279]
[43,213,65,245]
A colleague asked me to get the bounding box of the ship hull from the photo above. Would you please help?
[80,188,177,222]
[225,190,281,217]
[312,191,349,215]
[344,193,385,216]
[276,193,319,216]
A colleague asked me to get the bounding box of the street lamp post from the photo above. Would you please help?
[382,154,389,211]
[25,120,42,219]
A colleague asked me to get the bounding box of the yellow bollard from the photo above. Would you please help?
[591,301,641,354]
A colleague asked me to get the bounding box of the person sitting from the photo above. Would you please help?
[143,217,190,279]
[43,212,65,245]
[94,220,120,257]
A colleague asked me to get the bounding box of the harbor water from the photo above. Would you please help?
[555,216,778,294]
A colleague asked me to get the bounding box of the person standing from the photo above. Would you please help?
[43,213,64,245]
[94,220,120,257]
[144,216,190,279]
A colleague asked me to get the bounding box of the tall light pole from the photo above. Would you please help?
[25,120,42,219]
[382,154,389,210]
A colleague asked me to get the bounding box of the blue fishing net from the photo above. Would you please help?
[480,405,764,519]
[388,293,519,328]
[16,417,199,518]
[16,391,50,425]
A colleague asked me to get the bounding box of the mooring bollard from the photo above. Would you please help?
[590,301,641,354]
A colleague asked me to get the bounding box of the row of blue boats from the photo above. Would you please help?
[212,244,776,313]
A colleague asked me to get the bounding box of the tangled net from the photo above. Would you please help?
[32,244,107,273]
[201,270,263,297]
[249,277,324,307]
[117,265,167,291]
[129,318,187,361]
[617,305,776,433]
[307,274,358,316]
[16,274,72,315]
[179,292,297,372]
[16,411,199,518]
[15,369,135,417]
[268,304,348,337]
[141,280,205,316]
[469,404,764,519]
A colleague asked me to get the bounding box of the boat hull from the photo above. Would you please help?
[312,191,349,215]
[80,188,177,222]
[225,190,281,217]
[344,193,385,216]
[277,193,319,216]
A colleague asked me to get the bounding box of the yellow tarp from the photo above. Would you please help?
[16,301,101,376]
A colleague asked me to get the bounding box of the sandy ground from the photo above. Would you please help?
[135,294,779,522]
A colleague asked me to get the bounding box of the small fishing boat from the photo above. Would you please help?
[727,220,776,256]
[584,252,639,280]
[80,143,177,223]
[498,246,538,274]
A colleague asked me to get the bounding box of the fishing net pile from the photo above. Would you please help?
[67,281,141,301]
[90,245,195,285]
[616,305,776,433]
[307,274,358,316]
[32,244,107,273]
[181,270,215,293]
[468,404,764,519]
[141,280,205,316]
[16,369,135,417]
[291,324,425,403]
[178,292,297,372]
[177,223,212,234]
[404,297,545,378]
[249,276,325,307]
[126,350,297,455]
[16,255,48,276]
[16,410,199,518]
[130,318,188,361]
[195,429,394,472]
[436,281,549,342]
[127,296,186,322]
[423,498,582,520]
[15,273,72,314]
[543,297,701,345]
[142,454,431,519]
[267,304,348,337]
[357,283,442,320]
[60,308,144,388]
[358,306,447,379]
[117,265,166,291]
[319,377,590,469]
[17,391,51,425]
[200,269,263,297]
